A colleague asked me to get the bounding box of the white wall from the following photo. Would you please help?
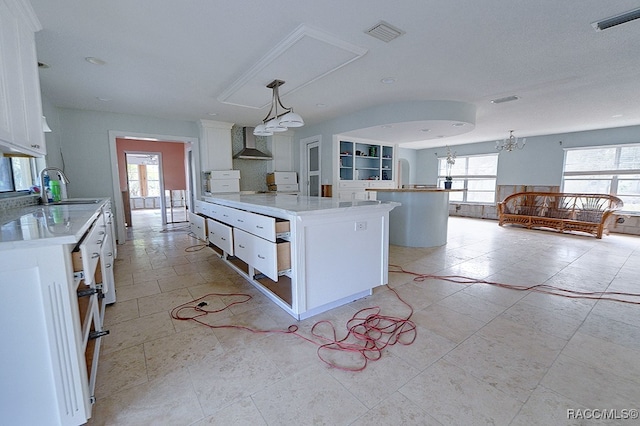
[411,125,640,187]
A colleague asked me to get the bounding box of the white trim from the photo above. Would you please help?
[108,131,199,244]
[299,135,322,196]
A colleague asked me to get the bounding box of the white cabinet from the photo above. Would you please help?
[267,171,299,192]
[198,120,234,171]
[204,169,240,194]
[188,212,207,241]
[206,218,233,254]
[336,139,396,199]
[0,0,46,156]
[0,205,112,425]
[232,228,290,281]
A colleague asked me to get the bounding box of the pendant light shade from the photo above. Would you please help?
[265,118,288,132]
[278,111,304,127]
[253,124,273,136]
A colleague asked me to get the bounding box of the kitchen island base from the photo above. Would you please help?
[197,194,398,320]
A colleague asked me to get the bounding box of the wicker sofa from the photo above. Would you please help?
[497,192,623,238]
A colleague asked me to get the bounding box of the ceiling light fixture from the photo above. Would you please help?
[496,130,526,152]
[253,80,304,136]
[490,95,519,104]
[85,57,106,65]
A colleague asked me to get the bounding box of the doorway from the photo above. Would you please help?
[125,152,168,226]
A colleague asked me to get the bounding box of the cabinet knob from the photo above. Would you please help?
[31,144,40,149]
[91,253,100,258]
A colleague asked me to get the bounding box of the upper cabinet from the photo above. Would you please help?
[338,140,395,183]
[0,0,46,156]
[198,119,234,171]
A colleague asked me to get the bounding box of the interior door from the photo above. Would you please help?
[306,141,320,197]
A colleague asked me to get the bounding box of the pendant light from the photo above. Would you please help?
[253,79,304,136]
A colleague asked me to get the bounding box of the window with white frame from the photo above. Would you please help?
[0,157,37,193]
[562,144,640,213]
[438,153,498,203]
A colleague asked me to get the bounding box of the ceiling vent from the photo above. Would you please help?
[365,21,405,42]
[490,95,519,104]
[592,8,640,31]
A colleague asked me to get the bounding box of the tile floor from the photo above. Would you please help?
[88,209,640,425]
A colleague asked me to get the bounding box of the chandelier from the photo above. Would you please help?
[253,80,304,136]
[495,130,526,152]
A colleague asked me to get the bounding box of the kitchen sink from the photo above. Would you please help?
[46,198,102,205]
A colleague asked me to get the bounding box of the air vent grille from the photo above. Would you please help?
[365,21,405,42]
[490,95,519,104]
[592,8,640,31]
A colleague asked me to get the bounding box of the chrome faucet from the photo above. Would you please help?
[40,167,70,204]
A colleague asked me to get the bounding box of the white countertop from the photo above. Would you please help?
[203,193,399,217]
[0,199,107,250]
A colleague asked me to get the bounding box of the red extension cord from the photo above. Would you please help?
[170,265,640,371]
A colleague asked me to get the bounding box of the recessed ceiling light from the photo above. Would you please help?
[421,128,431,132]
[381,124,393,128]
[207,112,217,116]
[380,77,396,84]
[96,97,111,102]
[316,103,327,108]
[490,95,519,104]
[612,114,623,118]
[452,123,465,127]
[85,57,106,65]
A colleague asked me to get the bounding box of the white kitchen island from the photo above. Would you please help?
[197,194,399,320]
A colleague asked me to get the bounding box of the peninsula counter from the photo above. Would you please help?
[197,194,399,320]
[372,188,457,248]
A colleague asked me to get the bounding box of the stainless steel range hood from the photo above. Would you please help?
[233,127,272,160]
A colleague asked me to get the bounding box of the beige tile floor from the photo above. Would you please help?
[87,209,640,425]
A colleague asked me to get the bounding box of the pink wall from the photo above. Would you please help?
[116,138,186,190]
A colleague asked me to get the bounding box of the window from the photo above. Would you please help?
[438,154,498,203]
[563,145,640,213]
[127,163,160,197]
[0,156,37,193]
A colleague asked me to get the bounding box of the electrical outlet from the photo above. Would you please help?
[355,221,367,231]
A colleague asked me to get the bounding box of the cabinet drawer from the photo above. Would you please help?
[339,180,370,189]
[209,179,240,193]
[78,216,106,286]
[233,228,290,281]
[233,210,290,242]
[209,170,240,179]
[206,218,233,254]
[211,204,237,225]
[267,172,297,184]
[189,212,207,241]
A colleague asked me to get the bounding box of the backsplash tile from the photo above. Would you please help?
[0,194,39,212]
[231,125,270,192]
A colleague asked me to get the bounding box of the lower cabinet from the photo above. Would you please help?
[0,206,112,425]
[233,228,290,281]
[189,211,207,241]
[206,218,233,254]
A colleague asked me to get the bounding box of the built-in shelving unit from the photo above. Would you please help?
[337,139,397,200]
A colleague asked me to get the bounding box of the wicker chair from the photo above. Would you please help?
[497,192,623,238]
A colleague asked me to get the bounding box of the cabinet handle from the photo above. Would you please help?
[256,225,264,229]
[258,254,266,259]
[31,144,40,149]
[237,219,244,223]
[238,244,245,249]
[92,253,100,258]
[106,263,112,268]
[97,240,103,244]
[221,237,226,241]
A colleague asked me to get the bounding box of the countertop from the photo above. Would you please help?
[0,199,108,250]
[370,188,464,192]
[203,193,399,217]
